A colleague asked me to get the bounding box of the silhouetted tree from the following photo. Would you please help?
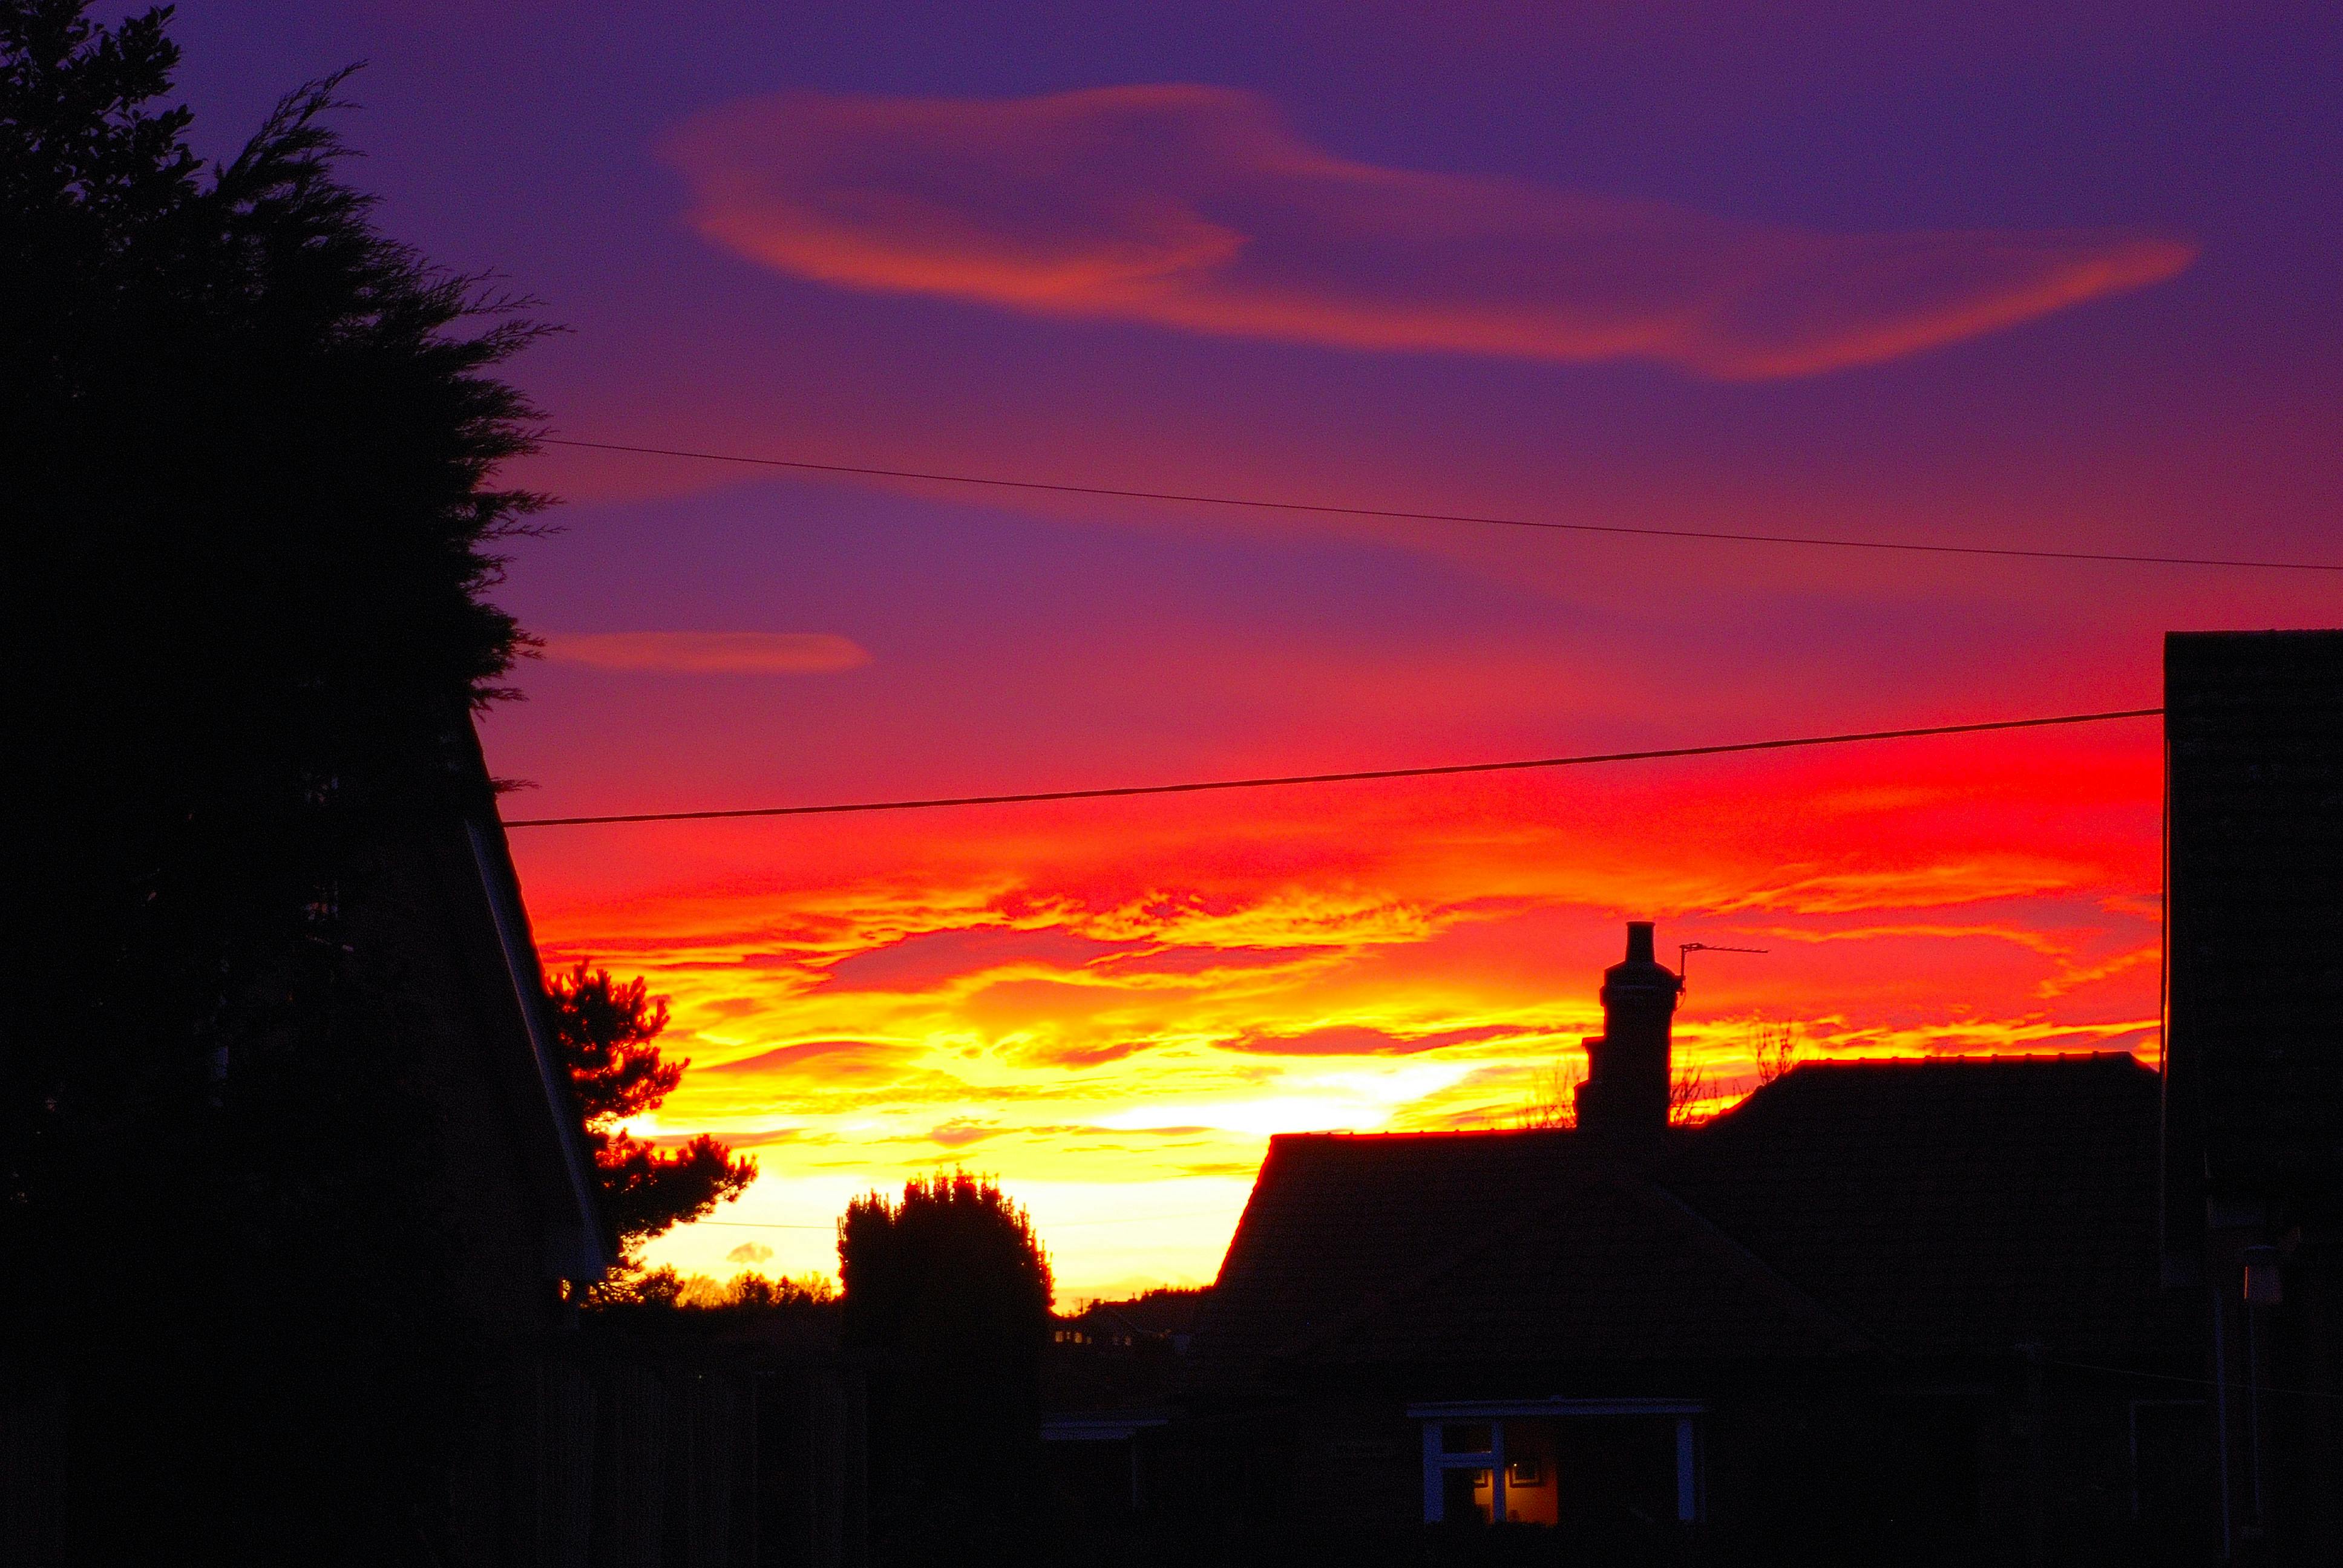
[591,1264,836,1318]
[1512,1058,1584,1129]
[644,1268,837,1312]
[546,962,754,1266]
[841,1171,1055,1564]
[2,2,546,1560]
[715,1269,836,1310]
[1669,1062,1713,1126]
[1751,1018,1803,1085]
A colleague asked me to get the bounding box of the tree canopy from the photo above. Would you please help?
[4,0,546,1205]
[546,962,755,1267]
[839,1168,1055,1354]
[839,1171,1054,1562]
[2,2,550,1558]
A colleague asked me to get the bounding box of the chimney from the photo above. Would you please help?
[1574,921,1681,1142]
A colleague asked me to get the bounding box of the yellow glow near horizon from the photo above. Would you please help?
[515,727,2165,1303]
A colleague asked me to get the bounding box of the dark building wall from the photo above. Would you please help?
[2163,629,2343,1238]
[1286,1394,1424,1532]
[1178,1373,2203,1566]
[2162,630,2343,1561]
[444,1352,868,1568]
[352,822,575,1335]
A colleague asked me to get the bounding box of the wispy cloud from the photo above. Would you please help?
[2036,944,2159,999]
[540,630,871,675]
[1224,1021,1531,1057]
[1717,857,2083,915]
[1755,922,2071,957]
[926,1119,1006,1148]
[667,84,2193,379]
[1073,888,1446,949]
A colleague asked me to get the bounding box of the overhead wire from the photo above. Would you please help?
[526,446,2281,1289]
[540,436,2343,575]
[502,707,2163,829]
[2048,1357,2343,1403]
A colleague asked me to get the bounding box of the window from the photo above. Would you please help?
[1414,1399,1703,1527]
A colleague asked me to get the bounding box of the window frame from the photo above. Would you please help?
[1409,1398,1705,1526]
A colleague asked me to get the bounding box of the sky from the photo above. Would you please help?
[173,2,2341,1300]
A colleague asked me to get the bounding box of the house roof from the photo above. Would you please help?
[1661,1054,2174,1359]
[1184,1126,1639,1391]
[1190,1053,2180,1396]
[1293,1168,1866,1371]
[423,717,608,1284]
[1070,1287,1211,1339]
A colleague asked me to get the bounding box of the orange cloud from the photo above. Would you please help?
[2036,944,2160,998]
[540,630,870,675]
[1071,887,1449,950]
[666,85,2194,379]
[1715,856,2086,914]
[506,717,2170,1297]
[1226,1021,1533,1057]
[1756,921,2073,957]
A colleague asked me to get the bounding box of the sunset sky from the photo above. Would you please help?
[179,3,2341,1299]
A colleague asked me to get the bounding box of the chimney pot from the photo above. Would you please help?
[1575,920,1680,1144]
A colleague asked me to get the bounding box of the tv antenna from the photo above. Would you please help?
[1677,941,1768,993]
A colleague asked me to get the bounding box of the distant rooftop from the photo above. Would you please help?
[1190,1052,2181,1396]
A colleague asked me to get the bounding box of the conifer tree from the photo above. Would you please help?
[2,4,549,1558]
[546,962,755,1268]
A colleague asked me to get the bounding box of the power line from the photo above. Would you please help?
[2048,1357,2343,1404]
[503,707,2162,829]
[541,437,2343,575]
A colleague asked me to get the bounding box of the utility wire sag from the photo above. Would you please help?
[2048,1357,2343,1403]
[541,437,2343,575]
[503,707,2163,829]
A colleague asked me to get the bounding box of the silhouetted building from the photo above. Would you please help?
[1174,925,2210,1565]
[342,719,612,1559]
[2161,630,2343,1561]
[1,718,874,1568]
[1041,1289,1211,1529]
[1055,1286,1211,1353]
[378,717,611,1322]
[404,722,869,1567]
[0,717,615,1564]
[1573,920,1679,1145]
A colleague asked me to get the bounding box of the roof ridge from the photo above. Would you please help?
[1270,1160,1875,1367]
[1627,1177,1876,1354]
[1780,1051,2146,1071]
[1267,1125,1581,1144]
[1262,1158,1607,1365]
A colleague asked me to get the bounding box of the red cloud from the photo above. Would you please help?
[664,85,2194,379]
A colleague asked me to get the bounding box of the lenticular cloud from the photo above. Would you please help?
[664,84,2193,380]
